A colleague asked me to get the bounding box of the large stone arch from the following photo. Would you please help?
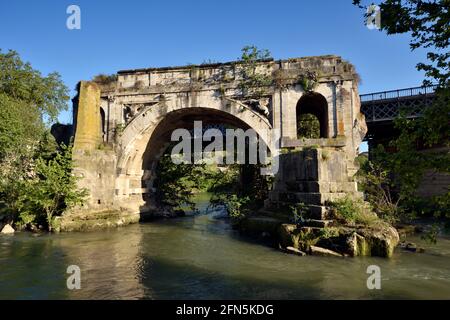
[114,93,274,212]
[69,56,367,230]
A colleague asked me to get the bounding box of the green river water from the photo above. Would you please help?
[1,194,449,299]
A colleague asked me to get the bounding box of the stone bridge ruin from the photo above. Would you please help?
[66,55,367,228]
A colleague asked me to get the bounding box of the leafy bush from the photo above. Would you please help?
[16,143,88,231]
[295,229,319,251]
[226,195,250,218]
[298,71,318,92]
[356,149,405,224]
[209,163,270,222]
[328,196,381,227]
[0,50,83,230]
[92,74,117,85]
[297,113,320,139]
[318,227,340,239]
[154,154,207,211]
[15,212,36,230]
[289,202,308,224]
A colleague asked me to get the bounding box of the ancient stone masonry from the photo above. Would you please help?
[73,81,102,151]
[68,55,367,228]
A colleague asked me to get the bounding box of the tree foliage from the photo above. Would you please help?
[353,0,449,87]
[0,50,69,122]
[17,144,88,231]
[209,163,272,224]
[353,1,449,220]
[0,49,86,231]
[297,113,321,139]
[154,149,271,223]
[356,150,404,223]
[154,153,216,211]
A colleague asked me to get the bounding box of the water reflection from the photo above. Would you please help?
[59,228,147,299]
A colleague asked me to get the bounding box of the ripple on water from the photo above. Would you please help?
[1,200,450,299]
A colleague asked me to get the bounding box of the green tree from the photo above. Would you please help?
[17,144,88,231]
[0,49,86,230]
[353,1,449,218]
[0,49,69,167]
[356,148,403,223]
[154,153,208,211]
[0,50,69,121]
[353,0,449,87]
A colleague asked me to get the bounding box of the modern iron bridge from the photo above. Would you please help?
[360,85,437,123]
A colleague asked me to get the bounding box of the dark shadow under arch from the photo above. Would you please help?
[99,107,106,141]
[139,107,271,211]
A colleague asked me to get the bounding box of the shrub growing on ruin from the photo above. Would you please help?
[328,196,381,227]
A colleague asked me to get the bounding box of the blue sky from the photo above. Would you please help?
[0,0,427,130]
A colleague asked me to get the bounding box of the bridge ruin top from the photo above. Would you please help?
[93,55,359,96]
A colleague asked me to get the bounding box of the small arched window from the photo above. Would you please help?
[296,93,328,138]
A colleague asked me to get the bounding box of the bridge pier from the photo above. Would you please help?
[266,147,362,219]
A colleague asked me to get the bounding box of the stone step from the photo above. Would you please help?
[284,246,307,256]
[309,245,343,257]
[285,181,358,193]
[302,219,333,228]
[263,199,291,212]
[277,192,349,205]
[274,192,321,205]
[285,181,320,193]
[240,216,284,235]
[298,226,324,237]
[306,205,331,220]
[257,209,291,221]
[264,201,331,220]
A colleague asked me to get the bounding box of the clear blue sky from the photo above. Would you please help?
[0,0,427,129]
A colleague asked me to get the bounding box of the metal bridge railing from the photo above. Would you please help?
[360,85,438,123]
[360,85,437,103]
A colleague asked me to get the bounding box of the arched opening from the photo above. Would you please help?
[138,108,271,217]
[99,107,106,142]
[296,93,329,138]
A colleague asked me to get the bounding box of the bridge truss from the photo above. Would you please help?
[360,85,437,123]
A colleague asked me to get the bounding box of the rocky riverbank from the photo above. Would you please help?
[0,202,437,260]
[237,209,401,258]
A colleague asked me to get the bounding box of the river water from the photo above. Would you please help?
[1,194,449,300]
